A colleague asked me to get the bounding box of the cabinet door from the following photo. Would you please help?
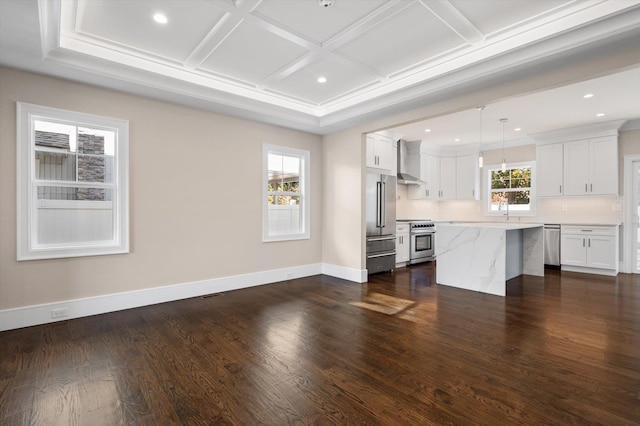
[456,155,478,200]
[375,135,393,171]
[426,155,440,199]
[365,135,377,168]
[561,234,587,266]
[396,231,410,263]
[407,184,427,200]
[537,144,564,196]
[439,157,457,199]
[589,136,618,195]
[366,134,393,172]
[563,141,589,195]
[587,236,616,269]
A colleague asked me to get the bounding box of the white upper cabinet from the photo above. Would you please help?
[439,157,457,199]
[366,133,394,174]
[535,123,620,197]
[563,140,590,195]
[536,143,564,196]
[426,155,441,199]
[589,137,618,195]
[456,155,479,200]
[412,154,440,199]
[406,143,478,201]
[563,136,618,195]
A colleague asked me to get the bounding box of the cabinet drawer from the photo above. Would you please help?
[396,224,410,233]
[561,225,617,236]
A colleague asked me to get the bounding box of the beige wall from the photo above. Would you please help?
[0,67,322,310]
[321,130,364,269]
[619,128,640,193]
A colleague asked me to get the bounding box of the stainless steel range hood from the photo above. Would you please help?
[397,140,425,185]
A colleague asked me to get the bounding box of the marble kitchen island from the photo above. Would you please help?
[435,223,544,296]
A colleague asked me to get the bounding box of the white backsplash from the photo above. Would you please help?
[396,185,622,224]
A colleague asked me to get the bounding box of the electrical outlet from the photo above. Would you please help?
[51,308,68,319]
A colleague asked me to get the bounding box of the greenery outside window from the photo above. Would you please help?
[262,144,310,242]
[486,161,535,216]
[17,102,129,260]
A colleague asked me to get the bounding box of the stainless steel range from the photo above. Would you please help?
[409,220,436,264]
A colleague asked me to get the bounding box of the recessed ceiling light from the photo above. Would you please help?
[596,113,605,117]
[317,76,327,83]
[424,128,431,133]
[583,93,594,99]
[454,138,460,142]
[514,128,521,132]
[153,13,168,24]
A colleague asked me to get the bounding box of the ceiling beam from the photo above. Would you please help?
[419,0,484,45]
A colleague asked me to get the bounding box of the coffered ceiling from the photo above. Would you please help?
[1,0,640,135]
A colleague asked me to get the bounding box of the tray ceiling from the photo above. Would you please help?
[1,0,640,133]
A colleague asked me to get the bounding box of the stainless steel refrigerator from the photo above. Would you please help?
[366,173,396,275]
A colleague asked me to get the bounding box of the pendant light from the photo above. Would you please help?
[477,106,485,168]
[500,118,508,172]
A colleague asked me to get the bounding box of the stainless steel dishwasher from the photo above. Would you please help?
[544,224,561,268]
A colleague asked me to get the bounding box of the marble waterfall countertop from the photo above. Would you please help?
[435,222,544,296]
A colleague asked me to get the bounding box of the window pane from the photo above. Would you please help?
[78,127,115,156]
[491,179,508,189]
[35,151,76,181]
[35,121,77,152]
[268,154,300,193]
[35,196,114,244]
[267,197,302,235]
[77,155,113,183]
[490,191,507,211]
[37,185,111,201]
[491,170,510,189]
[513,190,531,205]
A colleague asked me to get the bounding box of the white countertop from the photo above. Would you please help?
[431,221,621,227]
[436,222,543,230]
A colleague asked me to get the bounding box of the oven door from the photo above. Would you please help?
[410,231,435,263]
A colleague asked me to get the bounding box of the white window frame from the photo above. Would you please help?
[16,102,129,260]
[485,161,536,217]
[262,144,310,242]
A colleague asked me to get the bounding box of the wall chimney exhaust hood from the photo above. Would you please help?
[397,140,424,185]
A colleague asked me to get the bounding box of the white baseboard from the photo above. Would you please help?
[0,263,322,331]
[561,265,618,276]
[0,262,369,331]
[322,263,367,283]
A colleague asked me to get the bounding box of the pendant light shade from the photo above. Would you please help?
[477,106,485,168]
[500,118,508,172]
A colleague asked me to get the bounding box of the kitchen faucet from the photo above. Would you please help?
[500,197,510,221]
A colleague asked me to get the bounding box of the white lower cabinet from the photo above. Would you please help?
[560,225,618,275]
[396,223,410,265]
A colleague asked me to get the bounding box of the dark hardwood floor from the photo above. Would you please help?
[1,264,639,425]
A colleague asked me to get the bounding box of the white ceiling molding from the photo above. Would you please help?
[418,0,484,45]
[531,120,628,145]
[0,0,638,136]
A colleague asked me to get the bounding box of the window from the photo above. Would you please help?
[263,144,310,241]
[486,161,535,216]
[17,102,129,260]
